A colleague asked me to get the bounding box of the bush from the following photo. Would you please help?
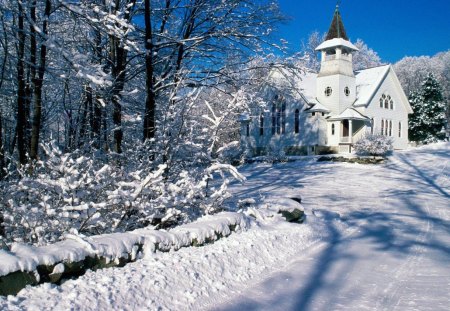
[354,134,393,157]
[0,141,243,246]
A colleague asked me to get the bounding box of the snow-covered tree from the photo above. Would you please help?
[395,51,450,133]
[353,39,383,71]
[408,73,447,143]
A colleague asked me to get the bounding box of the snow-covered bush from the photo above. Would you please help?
[354,134,393,157]
[0,141,242,246]
[266,142,288,163]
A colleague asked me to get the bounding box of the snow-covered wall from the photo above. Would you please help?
[0,212,250,296]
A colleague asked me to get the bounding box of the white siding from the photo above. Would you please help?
[362,71,410,149]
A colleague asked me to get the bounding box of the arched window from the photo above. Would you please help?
[331,123,335,135]
[281,103,286,134]
[259,113,264,136]
[381,119,384,135]
[294,109,300,134]
[398,122,402,138]
[271,104,276,135]
[390,99,394,110]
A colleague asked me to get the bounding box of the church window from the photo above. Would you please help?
[271,104,276,135]
[246,123,250,137]
[399,122,402,137]
[344,86,350,96]
[332,123,335,135]
[389,120,392,136]
[276,107,281,134]
[259,113,264,136]
[294,109,300,134]
[271,99,285,135]
[381,119,384,135]
[325,87,332,97]
[390,100,394,110]
[380,98,383,108]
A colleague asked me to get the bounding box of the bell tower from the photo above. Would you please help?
[315,5,358,115]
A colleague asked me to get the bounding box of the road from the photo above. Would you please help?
[214,144,450,311]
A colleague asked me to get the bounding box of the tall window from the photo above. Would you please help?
[331,123,335,135]
[381,119,384,135]
[246,123,250,137]
[389,120,392,136]
[259,113,264,136]
[281,103,286,134]
[398,121,402,138]
[276,107,281,134]
[294,109,300,134]
[271,104,276,135]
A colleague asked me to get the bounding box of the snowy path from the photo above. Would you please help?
[212,144,450,311]
[1,144,449,310]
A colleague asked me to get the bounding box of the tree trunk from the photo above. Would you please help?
[109,0,136,153]
[143,0,156,140]
[0,110,4,179]
[30,0,51,160]
[16,1,27,165]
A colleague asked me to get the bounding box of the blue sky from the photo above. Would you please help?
[276,0,450,63]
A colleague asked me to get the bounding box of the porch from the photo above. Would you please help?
[328,108,372,153]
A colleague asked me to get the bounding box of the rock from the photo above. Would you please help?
[0,270,39,296]
[278,209,305,223]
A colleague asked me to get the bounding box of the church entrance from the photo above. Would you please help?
[342,120,349,137]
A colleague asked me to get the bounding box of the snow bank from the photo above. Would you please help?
[0,212,251,295]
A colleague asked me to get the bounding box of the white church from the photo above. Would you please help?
[240,6,413,155]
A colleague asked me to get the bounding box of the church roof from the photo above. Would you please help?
[328,108,371,121]
[354,65,390,107]
[305,102,330,113]
[315,38,358,51]
[325,5,349,41]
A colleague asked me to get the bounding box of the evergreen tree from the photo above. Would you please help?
[408,73,447,143]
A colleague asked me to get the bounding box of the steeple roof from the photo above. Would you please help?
[325,5,349,41]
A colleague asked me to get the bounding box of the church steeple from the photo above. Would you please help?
[315,4,358,115]
[325,5,349,41]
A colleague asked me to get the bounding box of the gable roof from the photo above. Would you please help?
[354,65,413,114]
[328,108,371,121]
[325,5,349,41]
[354,65,390,107]
[305,102,330,113]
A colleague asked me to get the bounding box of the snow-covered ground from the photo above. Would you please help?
[1,143,449,311]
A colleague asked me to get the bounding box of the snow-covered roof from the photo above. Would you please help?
[297,72,319,105]
[315,38,359,51]
[354,65,390,107]
[305,102,330,113]
[328,108,371,121]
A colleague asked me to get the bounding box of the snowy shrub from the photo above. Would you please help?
[354,134,393,157]
[266,142,288,163]
[0,141,242,246]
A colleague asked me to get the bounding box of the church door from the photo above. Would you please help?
[342,120,349,137]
